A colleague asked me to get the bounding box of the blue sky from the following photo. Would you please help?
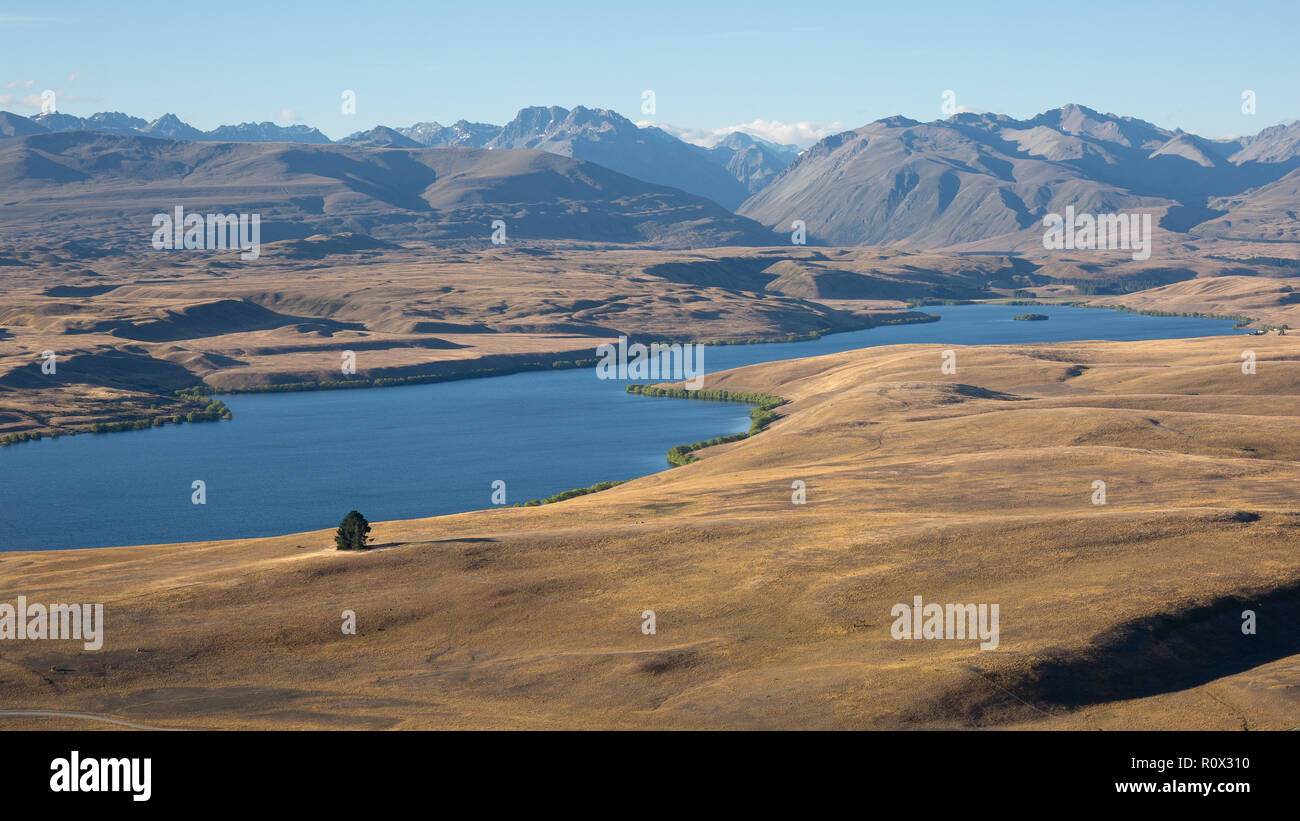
[2,0,1296,144]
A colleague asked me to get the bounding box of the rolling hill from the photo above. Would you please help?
[2,334,1296,729]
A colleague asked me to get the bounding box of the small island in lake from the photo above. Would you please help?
[1012,313,1049,321]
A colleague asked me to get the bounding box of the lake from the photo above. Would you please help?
[0,305,1241,551]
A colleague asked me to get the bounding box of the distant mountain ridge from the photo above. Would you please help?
[370,107,798,207]
[740,104,1300,247]
[483,105,756,208]
[707,131,800,194]
[339,125,423,148]
[7,106,795,208]
[0,130,773,249]
[5,103,1300,247]
[25,110,333,144]
[394,119,501,147]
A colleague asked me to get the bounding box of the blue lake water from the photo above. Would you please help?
[0,305,1241,551]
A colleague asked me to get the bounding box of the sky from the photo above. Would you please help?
[2,0,1297,146]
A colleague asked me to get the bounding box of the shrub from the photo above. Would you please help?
[515,479,627,506]
[627,385,787,465]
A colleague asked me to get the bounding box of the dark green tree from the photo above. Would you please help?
[335,510,372,550]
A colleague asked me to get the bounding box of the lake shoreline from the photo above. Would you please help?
[0,310,939,447]
[0,305,1244,551]
[0,301,1251,449]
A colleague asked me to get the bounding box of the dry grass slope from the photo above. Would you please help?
[1,334,1296,730]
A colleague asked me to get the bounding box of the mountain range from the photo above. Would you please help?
[373,105,799,208]
[17,110,334,143]
[2,106,795,209]
[741,104,1300,247]
[2,103,1299,248]
[0,130,770,249]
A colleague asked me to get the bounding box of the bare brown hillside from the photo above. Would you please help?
[1,334,1295,730]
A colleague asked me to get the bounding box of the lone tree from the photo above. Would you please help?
[335,510,372,550]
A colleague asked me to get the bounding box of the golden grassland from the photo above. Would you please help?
[1,333,1296,729]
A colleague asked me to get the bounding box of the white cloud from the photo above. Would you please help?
[279,107,302,123]
[0,92,46,110]
[66,71,83,84]
[638,118,845,149]
[5,79,35,90]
